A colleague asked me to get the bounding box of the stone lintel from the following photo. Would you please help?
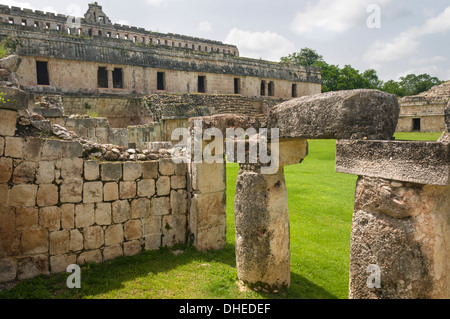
[336,140,450,186]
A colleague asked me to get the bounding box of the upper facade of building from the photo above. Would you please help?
[0,2,322,99]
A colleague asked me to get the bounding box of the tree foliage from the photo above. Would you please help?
[280,48,446,97]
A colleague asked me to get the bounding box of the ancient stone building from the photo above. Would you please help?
[397,81,450,133]
[0,2,321,99]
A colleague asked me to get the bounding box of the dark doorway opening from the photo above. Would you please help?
[36,61,50,86]
[198,76,206,93]
[234,78,241,94]
[157,72,166,91]
[413,118,421,132]
[112,68,123,89]
[292,84,298,98]
[98,67,108,88]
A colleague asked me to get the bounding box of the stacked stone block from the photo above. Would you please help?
[0,106,189,283]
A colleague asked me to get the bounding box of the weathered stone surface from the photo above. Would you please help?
[137,179,155,198]
[120,181,136,199]
[23,137,43,161]
[5,137,24,158]
[267,89,399,140]
[171,176,186,190]
[60,179,83,203]
[0,157,12,184]
[78,249,102,265]
[17,255,49,280]
[234,168,291,291]
[349,177,450,299]
[13,161,37,184]
[336,140,450,186]
[162,215,186,247]
[131,198,150,219]
[112,200,131,223]
[124,220,142,241]
[156,176,170,196]
[189,114,261,136]
[0,55,22,73]
[84,226,104,250]
[151,197,170,216]
[0,231,20,258]
[37,184,59,207]
[145,235,161,251]
[15,207,38,231]
[123,162,142,181]
[0,185,8,205]
[101,162,122,181]
[0,137,4,156]
[21,228,49,256]
[9,184,37,207]
[0,258,17,283]
[159,159,175,176]
[0,206,14,233]
[143,217,162,237]
[84,160,100,181]
[123,240,142,257]
[103,244,123,261]
[105,224,124,246]
[142,161,158,179]
[36,161,55,184]
[39,206,60,231]
[70,229,84,252]
[61,204,75,230]
[191,162,226,193]
[49,230,70,255]
[95,203,111,226]
[446,100,450,131]
[0,87,29,110]
[0,109,17,136]
[61,158,83,180]
[103,182,119,202]
[83,182,103,204]
[75,204,95,228]
[50,254,76,274]
[170,190,188,216]
[189,192,226,251]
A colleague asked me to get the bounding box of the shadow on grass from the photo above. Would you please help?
[0,243,337,300]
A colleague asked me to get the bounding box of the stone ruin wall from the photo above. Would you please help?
[0,23,321,99]
[0,92,226,282]
[0,3,239,56]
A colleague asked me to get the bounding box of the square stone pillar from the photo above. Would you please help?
[336,139,450,299]
[234,138,308,291]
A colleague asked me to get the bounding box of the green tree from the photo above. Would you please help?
[280,48,324,67]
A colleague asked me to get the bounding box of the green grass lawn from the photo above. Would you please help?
[0,132,442,299]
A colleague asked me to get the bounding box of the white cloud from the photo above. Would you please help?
[364,6,450,64]
[225,28,295,62]
[1,0,34,9]
[364,33,420,63]
[146,0,171,7]
[198,21,212,32]
[291,0,391,34]
[117,20,130,26]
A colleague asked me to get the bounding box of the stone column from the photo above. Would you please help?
[234,138,308,291]
[106,67,114,89]
[336,139,450,299]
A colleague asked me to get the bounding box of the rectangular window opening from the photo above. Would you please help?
[413,118,421,132]
[97,67,108,88]
[234,78,241,95]
[268,81,275,97]
[198,76,206,93]
[112,68,123,89]
[292,84,298,98]
[261,81,266,96]
[157,72,165,91]
[36,61,50,86]
[21,19,27,26]
[8,17,14,24]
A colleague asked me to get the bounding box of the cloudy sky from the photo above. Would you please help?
[3,0,450,81]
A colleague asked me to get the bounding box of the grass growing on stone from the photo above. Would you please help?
[0,132,441,300]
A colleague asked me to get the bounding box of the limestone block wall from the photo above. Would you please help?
[0,107,194,283]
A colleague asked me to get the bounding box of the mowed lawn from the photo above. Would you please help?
[0,132,442,299]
